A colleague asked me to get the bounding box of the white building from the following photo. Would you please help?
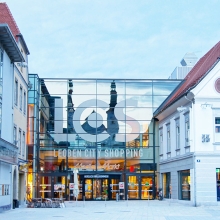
[154,41,220,206]
[0,3,29,210]
[168,52,198,79]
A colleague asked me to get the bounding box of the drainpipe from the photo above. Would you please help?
[184,94,196,206]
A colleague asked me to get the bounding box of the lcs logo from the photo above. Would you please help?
[54,99,140,143]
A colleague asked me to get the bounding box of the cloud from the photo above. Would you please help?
[4,0,220,79]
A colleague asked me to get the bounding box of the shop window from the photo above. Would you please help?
[216,168,220,201]
[0,184,10,196]
[162,172,171,198]
[179,170,190,200]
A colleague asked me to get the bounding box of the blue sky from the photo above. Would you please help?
[4,0,220,79]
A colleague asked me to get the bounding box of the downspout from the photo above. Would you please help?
[184,94,196,206]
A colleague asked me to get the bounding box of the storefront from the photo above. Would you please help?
[27,76,181,200]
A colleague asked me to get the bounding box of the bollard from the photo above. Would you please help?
[148,191,149,206]
[126,194,128,207]
[116,193,119,202]
[83,196,85,208]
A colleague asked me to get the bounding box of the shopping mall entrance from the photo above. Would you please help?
[127,174,155,200]
[69,174,122,201]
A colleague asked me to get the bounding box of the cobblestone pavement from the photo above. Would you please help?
[1,200,220,220]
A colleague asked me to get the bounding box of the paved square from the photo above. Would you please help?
[1,200,220,220]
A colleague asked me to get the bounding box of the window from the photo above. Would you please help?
[13,126,17,146]
[176,119,180,149]
[18,129,21,154]
[14,79,18,106]
[159,128,163,154]
[215,117,220,142]
[179,170,190,200]
[20,86,22,111]
[23,91,26,114]
[185,114,190,146]
[22,132,25,156]
[167,124,171,152]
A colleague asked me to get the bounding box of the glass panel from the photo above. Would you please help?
[39,176,52,198]
[93,179,101,200]
[54,176,66,199]
[180,170,190,200]
[153,81,180,95]
[128,176,139,199]
[85,179,93,199]
[125,81,152,95]
[141,176,153,199]
[216,168,220,201]
[110,179,119,200]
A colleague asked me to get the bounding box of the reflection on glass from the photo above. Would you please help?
[85,179,92,199]
[110,179,119,199]
[128,176,139,199]
[141,176,153,199]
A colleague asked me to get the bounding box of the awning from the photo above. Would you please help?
[0,24,24,62]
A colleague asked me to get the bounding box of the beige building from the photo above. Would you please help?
[0,2,30,208]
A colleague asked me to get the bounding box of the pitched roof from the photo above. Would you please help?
[155,41,220,115]
[0,2,20,41]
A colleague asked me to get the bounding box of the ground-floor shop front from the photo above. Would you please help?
[159,153,220,206]
[37,172,156,201]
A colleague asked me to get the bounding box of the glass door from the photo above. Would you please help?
[141,176,153,199]
[93,179,101,200]
[127,176,139,199]
[85,179,93,199]
[110,179,119,200]
[180,170,190,200]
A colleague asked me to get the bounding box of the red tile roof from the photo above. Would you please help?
[156,41,220,114]
[0,2,20,41]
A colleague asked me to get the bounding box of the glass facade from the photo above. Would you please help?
[27,76,181,200]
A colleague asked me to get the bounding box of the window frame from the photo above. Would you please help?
[19,85,23,111]
[185,113,190,146]
[14,78,18,106]
[23,90,26,114]
[166,124,171,152]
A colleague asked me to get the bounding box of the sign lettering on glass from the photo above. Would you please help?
[54,148,143,159]
[54,98,141,143]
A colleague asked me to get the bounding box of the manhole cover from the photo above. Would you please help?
[53,216,64,217]
[120,211,130,212]
[94,212,105,213]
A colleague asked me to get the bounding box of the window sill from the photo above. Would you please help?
[175,148,180,151]
[166,151,171,154]
[184,145,190,149]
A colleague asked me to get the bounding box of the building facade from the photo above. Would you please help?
[0,22,23,211]
[0,2,29,210]
[27,76,181,201]
[154,41,220,206]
